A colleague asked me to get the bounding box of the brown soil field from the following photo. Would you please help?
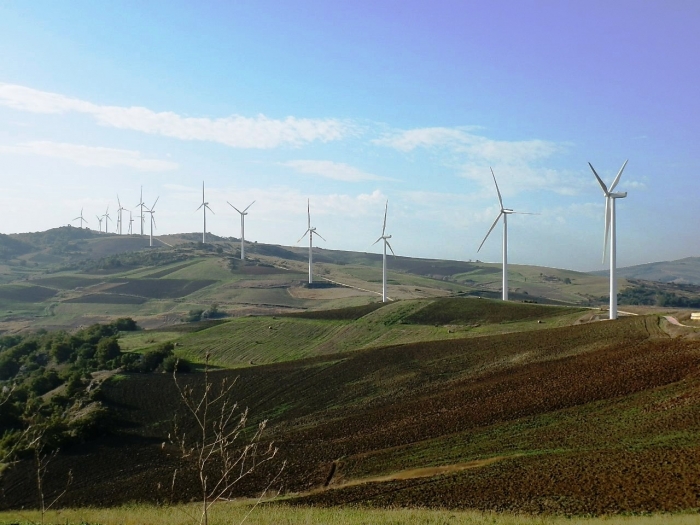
[107,278,217,299]
[0,284,57,302]
[2,316,700,514]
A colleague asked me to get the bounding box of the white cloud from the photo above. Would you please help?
[0,141,178,172]
[282,160,390,182]
[374,126,559,163]
[0,83,352,149]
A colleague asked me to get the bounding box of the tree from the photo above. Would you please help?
[170,354,283,525]
[95,337,120,367]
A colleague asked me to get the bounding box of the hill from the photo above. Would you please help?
[1,309,699,515]
[592,256,700,285]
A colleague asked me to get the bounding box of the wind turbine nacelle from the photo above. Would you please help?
[611,192,628,199]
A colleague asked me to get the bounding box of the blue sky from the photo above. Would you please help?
[0,1,698,271]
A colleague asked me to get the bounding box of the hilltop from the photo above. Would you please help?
[592,256,700,285]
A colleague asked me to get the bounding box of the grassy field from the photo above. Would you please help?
[170,298,587,367]
[2,503,700,525]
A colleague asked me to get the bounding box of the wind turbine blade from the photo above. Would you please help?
[490,168,504,210]
[196,203,203,211]
[243,200,256,212]
[307,199,311,229]
[117,195,121,208]
[386,240,396,256]
[510,211,539,215]
[382,200,388,236]
[152,216,157,230]
[609,159,628,192]
[372,237,383,246]
[202,181,205,203]
[152,196,159,209]
[477,212,503,253]
[206,204,215,214]
[315,231,327,242]
[603,196,611,263]
[297,229,310,243]
[588,163,609,194]
[227,201,243,214]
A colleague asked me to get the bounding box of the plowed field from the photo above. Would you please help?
[2,315,700,515]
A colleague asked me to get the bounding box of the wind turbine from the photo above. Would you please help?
[297,199,325,285]
[145,197,159,247]
[372,200,395,303]
[135,186,146,236]
[589,160,628,320]
[477,168,534,301]
[227,200,255,260]
[72,209,88,229]
[196,182,214,243]
[103,207,112,233]
[128,211,134,235]
[116,195,129,235]
[95,215,103,233]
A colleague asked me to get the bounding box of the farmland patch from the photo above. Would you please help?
[285,302,387,321]
[63,293,148,305]
[406,297,580,325]
[30,275,101,289]
[108,279,217,299]
[0,284,57,302]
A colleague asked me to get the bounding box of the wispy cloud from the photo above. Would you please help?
[282,160,391,182]
[374,126,559,163]
[374,126,583,195]
[0,141,178,172]
[0,83,353,149]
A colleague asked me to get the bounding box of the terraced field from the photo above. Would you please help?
[3,314,699,515]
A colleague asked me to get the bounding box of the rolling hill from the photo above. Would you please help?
[1,302,699,515]
[592,256,700,285]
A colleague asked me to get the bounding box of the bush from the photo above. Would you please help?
[162,355,191,373]
[96,337,121,367]
[184,309,204,322]
[139,342,174,373]
[112,317,138,331]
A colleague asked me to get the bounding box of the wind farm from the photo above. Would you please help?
[2,2,699,523]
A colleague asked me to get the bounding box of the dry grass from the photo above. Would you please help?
[1,503,699,525]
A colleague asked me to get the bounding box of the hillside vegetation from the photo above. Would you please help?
[2,312,700,516]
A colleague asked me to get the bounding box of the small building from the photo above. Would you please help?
[691,313,700,321]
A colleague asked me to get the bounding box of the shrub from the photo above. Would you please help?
[112,317,138,331]
[96,337,121,367]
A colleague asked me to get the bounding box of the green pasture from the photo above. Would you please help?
[1,503,698,525]
[172,298,589,368]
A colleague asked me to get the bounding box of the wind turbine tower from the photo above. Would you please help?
[297,199,326,284]
[372,200,395,303]
[103,207,111,233]
[128,211,134,235]
[196,182,214,243]
[72,209,88,229]
[135,186,146,236]
[589,160,628,320]
[227,200,255,260]
[145,197,160,247]
[116,195,129,235]
[477,168,534,301]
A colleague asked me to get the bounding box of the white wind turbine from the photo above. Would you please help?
[135,186,146,236]
[297,199,325,285]
[128,211,134,235]
[95,215,103,233]
[116,195,129,235]
[145,197,159,247]
[589,160,629,320]
[477,168,534,301]
[103,207,112,233]
[227,200,255,260]
[72,208,88,229]
[372,200,395,303]
[196,182,214,243]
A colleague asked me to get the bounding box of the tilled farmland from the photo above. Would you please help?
[2,315,700,514]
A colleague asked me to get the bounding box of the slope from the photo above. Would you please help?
[2,314,700,515]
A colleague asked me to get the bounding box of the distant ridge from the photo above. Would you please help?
[592,256,700,285]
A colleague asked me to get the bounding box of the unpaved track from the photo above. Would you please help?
[325,456,512,491]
